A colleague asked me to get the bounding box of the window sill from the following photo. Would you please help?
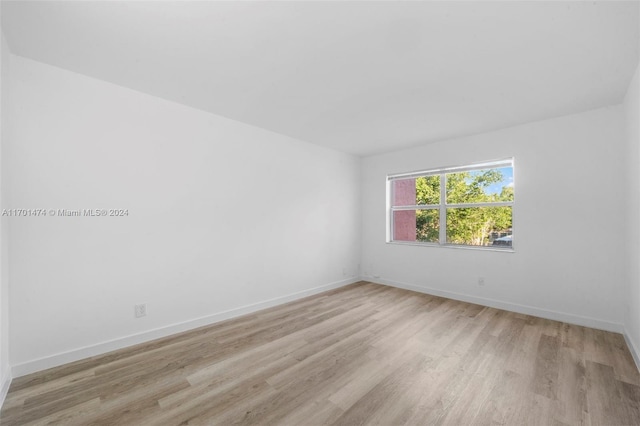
[386,241,515,253]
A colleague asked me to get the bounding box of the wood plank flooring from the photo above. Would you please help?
[1,281,639,425]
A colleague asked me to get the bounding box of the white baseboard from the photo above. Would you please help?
[12,277,360,378]
[368,277,625,334]
[0,371,11,409]
[624,330,640,373]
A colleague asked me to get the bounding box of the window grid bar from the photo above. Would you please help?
[446,201,513,209]
[391,205,440,211]
[439,174,446,244]
[391,201,513,211]
[388,179,394,242]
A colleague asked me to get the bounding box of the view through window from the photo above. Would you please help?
[388,159,514,249]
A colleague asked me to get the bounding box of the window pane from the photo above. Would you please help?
[417,209,440,243]
[416,176,440,205]
[391,176,439,206]
[446,167,513,204]
[393,209,439,243]
[446,206,512,247]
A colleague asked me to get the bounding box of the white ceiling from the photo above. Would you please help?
[2,1,639,156]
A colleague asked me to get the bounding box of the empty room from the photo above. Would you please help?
[0,1,639,425]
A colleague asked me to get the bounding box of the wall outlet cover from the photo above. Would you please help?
[135,303,147,318]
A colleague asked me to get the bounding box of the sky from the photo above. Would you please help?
[477,167,513,195]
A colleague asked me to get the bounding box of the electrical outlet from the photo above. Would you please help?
[135,303,147,318]
[478,277,485,286]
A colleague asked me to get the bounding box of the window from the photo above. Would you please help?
[388,159,514,249]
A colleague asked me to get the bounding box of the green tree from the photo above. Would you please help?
[415,176,439,242]
[415,170,512,246]
[415,175,440,205]
[499,185,514,202]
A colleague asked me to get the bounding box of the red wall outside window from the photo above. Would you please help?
[392,179,416,241]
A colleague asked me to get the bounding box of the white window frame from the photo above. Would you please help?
[387,158,515,251]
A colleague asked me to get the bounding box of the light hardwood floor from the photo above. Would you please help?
[1,281,639,425]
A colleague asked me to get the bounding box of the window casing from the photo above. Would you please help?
[387,159,514,250]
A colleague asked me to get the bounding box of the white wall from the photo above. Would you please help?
[361,106,627,331]
[625,61,640,366]
[0,9,11,401]
[7,55,361,375]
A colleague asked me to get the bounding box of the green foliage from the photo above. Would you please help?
[415,169,513,246]
[416,209,439,243]
[446,206,512,246]
[500,185,514,202]
[415,175,440,242]
[415,175,440,205]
